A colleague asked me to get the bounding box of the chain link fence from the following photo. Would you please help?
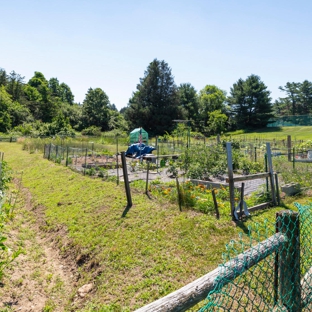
[199,205,312,311]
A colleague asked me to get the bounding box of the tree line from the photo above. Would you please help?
[0,60,310,137]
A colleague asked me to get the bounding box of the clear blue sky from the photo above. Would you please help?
[1,0,311,110]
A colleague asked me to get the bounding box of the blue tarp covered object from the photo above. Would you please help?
[125,143,155,158]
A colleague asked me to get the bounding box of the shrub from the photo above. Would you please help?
[81,126,102,136]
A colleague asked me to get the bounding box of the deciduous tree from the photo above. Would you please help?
[81,87,110,131]
[198,85,227,129]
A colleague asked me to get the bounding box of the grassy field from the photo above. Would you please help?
[223,126,312,141]
[0,140,311,311]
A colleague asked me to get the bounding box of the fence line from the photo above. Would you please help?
[136,209,312,311]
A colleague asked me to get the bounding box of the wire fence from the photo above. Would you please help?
[198,205,312,311]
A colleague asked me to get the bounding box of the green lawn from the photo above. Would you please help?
[224,126,312,141]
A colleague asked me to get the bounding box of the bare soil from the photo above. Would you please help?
[0,182,83,312]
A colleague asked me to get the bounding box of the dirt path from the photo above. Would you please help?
[0,182,79,312]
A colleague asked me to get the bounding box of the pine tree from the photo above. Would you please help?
[228,75,273,129]
[125,59,183,136]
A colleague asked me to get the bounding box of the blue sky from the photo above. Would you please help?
[1,0,311,110]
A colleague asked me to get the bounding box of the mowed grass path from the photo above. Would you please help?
[225,126,312,141]
[1,142,286,311]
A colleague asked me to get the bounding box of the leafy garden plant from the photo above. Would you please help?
[0,161,21,281]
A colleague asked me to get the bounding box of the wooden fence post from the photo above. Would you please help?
[287,135,292,161]
[121,152,132,208]
[48,143,52,160]
[276,210,301,312]
[65,146,69,167]
[226,142,236,220]
[145,160,150,195]
[84,148,87,175]
[116,135,119,186]
[266,143,276,205]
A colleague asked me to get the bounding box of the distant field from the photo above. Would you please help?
[223,126,312,141]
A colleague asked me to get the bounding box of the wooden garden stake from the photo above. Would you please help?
[211,189,219,219]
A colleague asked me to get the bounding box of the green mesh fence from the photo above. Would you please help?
[268,115,312,127]
[199,206,312,311]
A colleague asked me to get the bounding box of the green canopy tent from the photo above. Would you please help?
[129,128,148,145]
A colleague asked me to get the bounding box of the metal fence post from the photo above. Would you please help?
[275,210,301,311]
[226,142,235,220]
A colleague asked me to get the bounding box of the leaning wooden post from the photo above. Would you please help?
[211,189,219,219]
[226,142,236,220]
[121,152,132,207]
[266,143,276,205]
[275,211,301,312]
[176,176,182,212]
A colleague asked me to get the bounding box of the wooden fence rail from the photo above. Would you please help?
[135,232,287,312]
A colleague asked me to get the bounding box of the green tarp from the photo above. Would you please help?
[129,128,148,145]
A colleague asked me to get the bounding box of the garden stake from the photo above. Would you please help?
[175,176,182,212]
[211,189,219,219]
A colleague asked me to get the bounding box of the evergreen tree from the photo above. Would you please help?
[274,80,312,116]
[125,59,183,136]
[178,83,199,130]
[6,71,25,101]
[278,82,300,115]
[0,68,7,87]
[228,75,273,129]
[299,80,312,114]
